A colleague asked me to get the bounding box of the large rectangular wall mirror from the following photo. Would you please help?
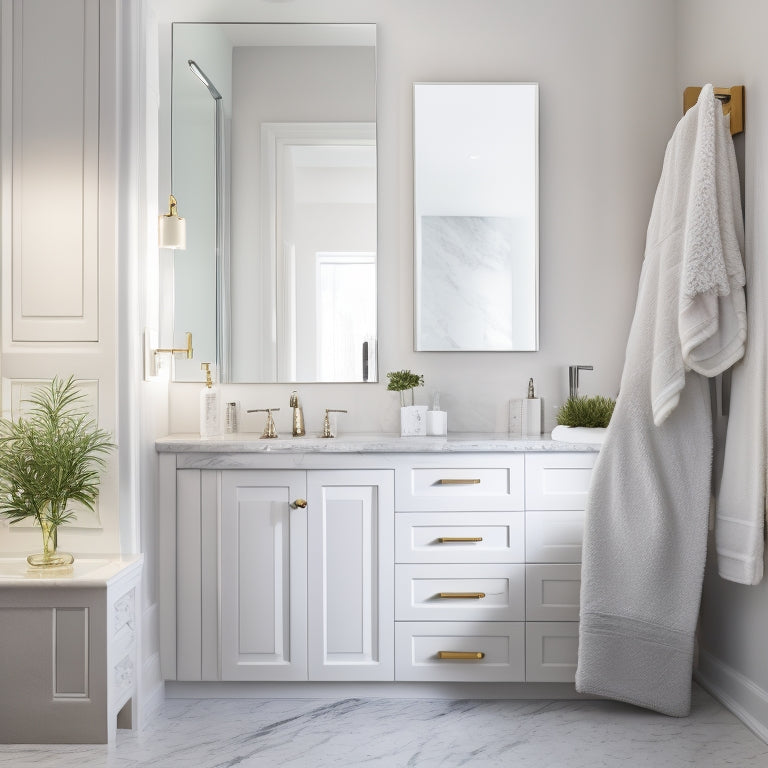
[414,82,539,352]
[171,23,377,382]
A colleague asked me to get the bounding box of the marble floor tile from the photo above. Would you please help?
[1,685,766,768]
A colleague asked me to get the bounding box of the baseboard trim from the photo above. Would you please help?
[138,654,165,730]
[695,650,768,745]
[165,680,594,700]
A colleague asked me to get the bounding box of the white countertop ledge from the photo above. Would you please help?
[156,432,600,453]
[0,555,143,586]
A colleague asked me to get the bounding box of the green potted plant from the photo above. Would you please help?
[556,395,615,428]
[0,376,115,568]
[552,395,615,444]
[386,370,426,436]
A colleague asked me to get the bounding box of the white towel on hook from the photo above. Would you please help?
[650,84,746,425]
[576,84,747,717]
[715,148,766,585]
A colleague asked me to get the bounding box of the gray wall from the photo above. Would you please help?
[156,0,679,435]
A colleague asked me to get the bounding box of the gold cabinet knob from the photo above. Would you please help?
[291,498,307,509]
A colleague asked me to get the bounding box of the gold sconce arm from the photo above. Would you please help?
[154,332,194,360]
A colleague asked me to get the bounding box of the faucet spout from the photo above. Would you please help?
[569,365,594,399]
[290,390,305,437]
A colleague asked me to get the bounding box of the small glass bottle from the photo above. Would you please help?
[224,401,238,434]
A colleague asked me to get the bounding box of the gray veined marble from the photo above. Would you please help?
[418,215,536,351]
[155,432,599,454]
[1,685,766,767]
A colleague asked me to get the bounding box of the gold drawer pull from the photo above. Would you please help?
[437,536,483,543]
[438,592,486,599]
[438,651,485,660]
[438,478,481,485]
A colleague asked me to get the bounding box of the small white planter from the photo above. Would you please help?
[550,425,607,445]
[400,405,428,436]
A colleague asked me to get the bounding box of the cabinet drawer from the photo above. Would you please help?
[396,564,524,621]
[526,510,585,563]
[395,621,525,682]
[525,453,596,510]
[395,512,524,563]
[525,564,581,621]
[395,455,524,512]
[526,622,579,682]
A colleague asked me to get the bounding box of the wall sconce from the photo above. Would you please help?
[158,194,186,249]
[144,330,194,379]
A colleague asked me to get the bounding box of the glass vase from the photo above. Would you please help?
[27,514,74,568]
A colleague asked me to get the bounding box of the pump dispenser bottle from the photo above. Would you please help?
[523,377,542,436]
[199,362,219,437]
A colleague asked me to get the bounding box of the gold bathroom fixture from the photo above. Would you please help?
[438,592,486,599]
[247,408,280,439]
[321,408,348,438]
[290,391,306,437]
[437,651,485,660]
[683,85,744,135]
[158,194,187,249]
[153,331,193,360]
[437,536,483,543]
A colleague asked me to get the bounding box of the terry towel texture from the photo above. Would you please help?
[576,85,747,717]
[715,142,766,585]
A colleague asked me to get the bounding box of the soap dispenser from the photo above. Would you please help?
[199,362,219,437]
[522,377,542,436]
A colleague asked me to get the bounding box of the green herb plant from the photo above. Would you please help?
[0,376,115,553]
[556,395,616,429]
[386,370,425,407]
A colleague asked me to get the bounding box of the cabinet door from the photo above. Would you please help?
[220,471,307,680]
[524,453,596,510]
[307,470,394,680]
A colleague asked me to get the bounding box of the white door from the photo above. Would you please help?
[220,471,308,680]
[307,470,394,680]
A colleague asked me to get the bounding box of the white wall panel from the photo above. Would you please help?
[0,0,120,558]
[9,0,99,342]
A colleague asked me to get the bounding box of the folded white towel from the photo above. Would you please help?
[576,85,746,717]
[551,425,607,445]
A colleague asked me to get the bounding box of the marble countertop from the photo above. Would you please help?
[156,432,600,453]
[0,554,143,586]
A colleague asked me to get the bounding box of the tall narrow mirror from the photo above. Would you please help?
[414,82,539,352]
[171,23,377,382]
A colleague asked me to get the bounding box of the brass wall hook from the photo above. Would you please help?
[683,85,744,135]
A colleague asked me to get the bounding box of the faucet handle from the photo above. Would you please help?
[321,409,348,438]
[247,407,281,439]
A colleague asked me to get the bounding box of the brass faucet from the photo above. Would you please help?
[247,408,280,439]
[289,391,305,437]
[321,409,347,438]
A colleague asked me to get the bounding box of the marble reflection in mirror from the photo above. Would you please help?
[414,83,539,351]
[171,23,377,383]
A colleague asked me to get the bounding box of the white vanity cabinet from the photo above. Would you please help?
[157,438,597,691]
[524,452,596,682]
[162,459,394,683]
[394,455,527,682]
[219,470,308,681]
[392,451,596,684]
